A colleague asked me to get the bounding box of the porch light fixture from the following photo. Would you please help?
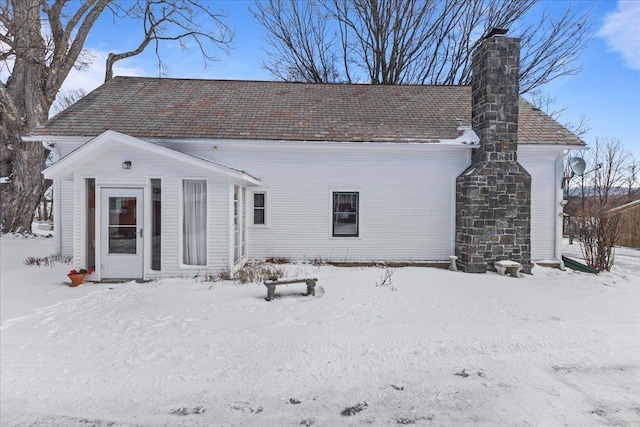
[122,160,132,170]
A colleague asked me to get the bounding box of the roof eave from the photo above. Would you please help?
[43,130,261,185]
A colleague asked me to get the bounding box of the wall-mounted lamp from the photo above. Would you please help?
[122,160,132,170]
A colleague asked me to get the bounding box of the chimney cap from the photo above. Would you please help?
[486,28,509,39]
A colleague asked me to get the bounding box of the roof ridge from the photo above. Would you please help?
[108,75,471,88]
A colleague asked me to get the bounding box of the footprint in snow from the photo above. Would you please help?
[341,401,368,416]
[297,285,325,301]
[231,401,263,414]
[170,406,205,416]
[454,369,485,378]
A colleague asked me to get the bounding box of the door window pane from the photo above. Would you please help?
[108,196,137,254]
[108,226,137,254]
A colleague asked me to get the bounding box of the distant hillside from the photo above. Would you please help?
[568,186,639,198]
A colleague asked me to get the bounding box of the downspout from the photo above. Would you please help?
[42,140,60,162]
[42,140,61,253]
[51,178,61,254]
[555,153,566,269]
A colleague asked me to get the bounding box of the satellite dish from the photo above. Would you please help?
[568,157,586,177]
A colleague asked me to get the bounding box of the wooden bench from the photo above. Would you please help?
[493,260,523,278]
[263,277,317,301]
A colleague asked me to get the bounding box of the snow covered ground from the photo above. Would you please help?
[1,235,639,426]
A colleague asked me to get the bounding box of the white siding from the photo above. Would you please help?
[519,147,565,261]
[53,133,566,275]
[70,142,234,277]
[59,180,74,255]
[196,142,470,262]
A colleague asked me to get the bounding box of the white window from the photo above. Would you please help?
[182,180,207,265]
[234,186,240,263]
[241,187,247,257]
[233,185,247,264]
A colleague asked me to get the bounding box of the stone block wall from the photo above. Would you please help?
[456,162,531,273]
[455,34,532,274]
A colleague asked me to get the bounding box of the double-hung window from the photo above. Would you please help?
[333,192,359,237]
[253,192,266,225]
[233,185,248,264]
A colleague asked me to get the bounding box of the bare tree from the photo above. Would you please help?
[529,91,590,138]
[32,87,87,224]
[626,158,638,198]
[254,0,341,82]
[104,0,233,81]
[52,89,87,115]
[252,0,591,90]
[0,0,232,233]
[574,138,630,271]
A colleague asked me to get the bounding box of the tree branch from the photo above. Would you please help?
[254,0,590,94]
[44,0,110,103]
[105,0,233,81]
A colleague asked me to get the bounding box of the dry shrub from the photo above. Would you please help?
[577,205,623,271]
[204,261,291,284]
[309,256,327,266]
[233,261,286,283]
[265,257,291,264]
[569,138,632,271]
[24,253,73,267]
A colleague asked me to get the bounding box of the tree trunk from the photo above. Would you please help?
[0,127,48,233]
[0,0,51,233]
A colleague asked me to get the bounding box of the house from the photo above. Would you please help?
[26,34,584,280]
[608,199,640,249]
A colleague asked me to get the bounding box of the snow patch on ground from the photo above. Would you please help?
[1,236,639,426]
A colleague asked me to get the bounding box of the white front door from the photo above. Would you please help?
[101,188,144,279]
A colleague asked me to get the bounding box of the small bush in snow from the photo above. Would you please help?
[24,253,72,267]
[309,256,327,265]
[208,261,298,284]
[376,269,394,286]
[265,257,291,264]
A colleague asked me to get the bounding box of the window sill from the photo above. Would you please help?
[178,264,209,269]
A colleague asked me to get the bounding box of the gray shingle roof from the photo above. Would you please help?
[35,76,584,146]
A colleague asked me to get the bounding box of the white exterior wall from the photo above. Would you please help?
[181,141,471,262]
[518,146,566,261]
[68,142,235,278]
[59,180,74,255]
[50,134,569,276]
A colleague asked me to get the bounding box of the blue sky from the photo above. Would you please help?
[62,0,640,159]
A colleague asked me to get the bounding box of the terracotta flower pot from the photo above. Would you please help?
[68,273,85,287]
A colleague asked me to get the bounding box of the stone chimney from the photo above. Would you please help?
[455,31,532,273]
